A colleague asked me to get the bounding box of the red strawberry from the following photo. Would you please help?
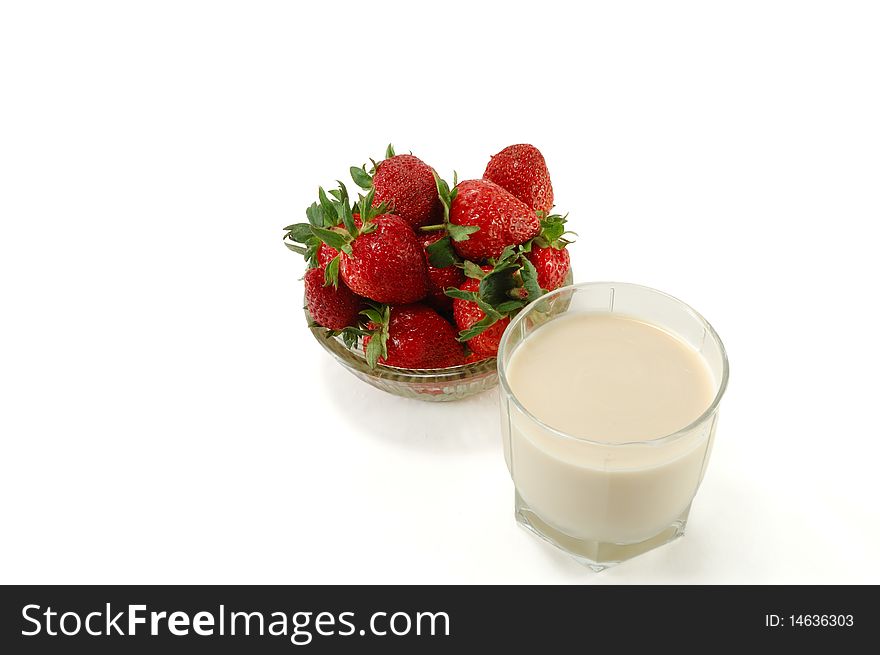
[483,144,554,214]
[363,304,465,369]
[421,232,464,313]
[522,212,574,291]
[311,184,430,304]
[336,214,429,304]
[452,275,512,358]
[303,267,362,330]
[525,245,570,291]
[448,179,540,261]
[369,152,442,228]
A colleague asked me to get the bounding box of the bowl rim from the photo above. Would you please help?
[307,320,498,381]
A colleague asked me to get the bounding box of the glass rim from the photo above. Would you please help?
[497,281,729,448]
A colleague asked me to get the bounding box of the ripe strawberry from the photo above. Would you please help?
[350,146,441,228]
[522,211,574,291]
[311,185,430,305]
[421,232,464,313]
[303,267,362,330]
[448,179,540,261]
[337,214,428,304]
[483,144,554,213]
[362,304,465,369]
[525,246,570,291]
[452,276,511,358]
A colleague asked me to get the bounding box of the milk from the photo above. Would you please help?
[501,312,719,546]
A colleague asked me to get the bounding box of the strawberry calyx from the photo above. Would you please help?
[283,184,345,267]
[308,321,370,351]
[419,171,479,267]
[285,182,361,265]
[444,247,545,341]
[294,182,392,288]
[349,144,397,191]
[360,304,391,368]
[521,211,576,252]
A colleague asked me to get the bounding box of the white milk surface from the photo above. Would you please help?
[504,313,718,543]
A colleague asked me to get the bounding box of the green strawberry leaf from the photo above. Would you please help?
[426,236,457,268]
[494,245,517,264]
[340,203,356,236]
[305,202,325,227]
[541,214,566,242]
[424,171,479,242]
[385,144,396,159]
[472,295,503,320]
[350,165,373,190]
[494,300,526,314]
[311,226,349,251]
[284,223,314,244]
[342,330,358,350]
[318,187,338,227]
[443,288,479,302]
[360,307,384,324]
[463,261,486,280]
[284,221,325,264]
[323,255,340,287]
[458,314,500,341]
[479,264,520,306]
[359,187,380,223]
[333,182,358,237]
[304,240,320,268]
[362,304,390,368]
[519,255,545,297]
[284,241,307,255]
[365,336,384,368]
[446,223,479,242]
[532,212,575,249]
[432,171,453,217]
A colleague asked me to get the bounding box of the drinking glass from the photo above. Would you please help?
[497,282,729,570]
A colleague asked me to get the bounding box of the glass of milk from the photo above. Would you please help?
[498,282,728,570]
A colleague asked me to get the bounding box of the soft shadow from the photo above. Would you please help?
[321,358,502,455]
[599,472,777,583]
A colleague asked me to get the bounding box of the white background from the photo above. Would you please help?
[2,1,878,584]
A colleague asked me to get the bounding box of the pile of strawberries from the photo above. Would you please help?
[284,144,574,369]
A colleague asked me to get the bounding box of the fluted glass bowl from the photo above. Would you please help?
[306,269,572,402]
[309,325,498,401]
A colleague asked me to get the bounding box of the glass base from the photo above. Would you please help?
[514,491,691,571]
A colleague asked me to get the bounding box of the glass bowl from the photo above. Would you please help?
[305,269,572,402]
[309,324,499,401]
